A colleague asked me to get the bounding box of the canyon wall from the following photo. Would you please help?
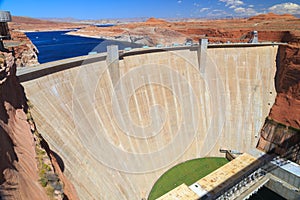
[0,52,49,199]
[0,35,78,199]
[256,43,300,163]
[67,13,300,46]
[271,44,300,128]
[4,31,39,67]
[12,32,39,67]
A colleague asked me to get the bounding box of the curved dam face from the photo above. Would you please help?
[19,45,278,199]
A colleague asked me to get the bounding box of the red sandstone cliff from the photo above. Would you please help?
[270,43,300,128]
[0,52,49,199]
[256,42,300,163]
[6,31,39,67]
[0,49,79,200]
[248,13,296,20]
[9,13,300,46]
[9,16,87,32]
[66,13,300,46]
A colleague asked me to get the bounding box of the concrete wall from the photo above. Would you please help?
[20,45,278,199]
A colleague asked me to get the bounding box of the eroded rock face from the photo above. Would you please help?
[0,51,79,200]
[257,43,300,163]
[67,13,300,46]
[0,52,49,199]
[9,16,87,32]
[8,31,39,67]
[256,119,300,164]
[248,12,297,21]
[271,44,300,129]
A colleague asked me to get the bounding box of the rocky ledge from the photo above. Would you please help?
[0,48,78,199]
[3,31,39,67]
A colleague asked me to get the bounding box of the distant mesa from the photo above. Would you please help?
[9,16,87,32]
[11,16,54,23]
[248,12,297,21]
[145,17,167,24]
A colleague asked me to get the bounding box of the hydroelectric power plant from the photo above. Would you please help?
[17,41,299,199]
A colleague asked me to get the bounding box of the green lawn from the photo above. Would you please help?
[148,157,228,200]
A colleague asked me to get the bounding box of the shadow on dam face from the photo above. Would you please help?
[20,45,278,199]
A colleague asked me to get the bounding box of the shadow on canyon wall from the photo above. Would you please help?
[0,54,69,199]
[275,45,300,95]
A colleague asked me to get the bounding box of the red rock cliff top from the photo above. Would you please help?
[248,12,297,20]
[67,14,300,46]
[10,16,88,31]
[145,17,168,24]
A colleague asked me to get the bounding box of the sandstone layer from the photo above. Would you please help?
[0,52,49,199]
[270,44,300,128]
[0,50,78,199]
[67,13,300,46]
[257,118,300,164]
[9,16,87,32]
[256,42,300,162]
[4,31,39,67]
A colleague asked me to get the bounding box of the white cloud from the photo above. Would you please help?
[213,9,224,12]
[200,8,210,12]
[219,0,244,7]
[207,9,229,17]
[219,0,259,16]
[269,2,300,14]
[234,7,245,13]
[177,0,182,4]
[234,7,257,15]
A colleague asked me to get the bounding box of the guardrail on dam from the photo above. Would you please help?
[18,42,279,199]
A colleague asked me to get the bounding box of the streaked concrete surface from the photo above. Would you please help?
[20,45,278,199]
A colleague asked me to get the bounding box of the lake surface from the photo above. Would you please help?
[26,31,142,63]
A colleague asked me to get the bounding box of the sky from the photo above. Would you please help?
[0,0,300,19]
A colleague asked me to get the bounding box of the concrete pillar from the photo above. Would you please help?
[197,39,208,74]
[106,45,120,86]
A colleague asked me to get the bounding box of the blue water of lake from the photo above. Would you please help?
[26,31,142,63]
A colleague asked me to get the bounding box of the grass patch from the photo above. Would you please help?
[148,157,228,200]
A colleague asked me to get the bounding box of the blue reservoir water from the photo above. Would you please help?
[26,31,142,63]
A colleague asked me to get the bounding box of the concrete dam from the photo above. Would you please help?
[18,43,278,199]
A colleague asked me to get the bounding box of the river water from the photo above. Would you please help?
[26,31,141,63]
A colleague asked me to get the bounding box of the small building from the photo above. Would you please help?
[0,11,12,40]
